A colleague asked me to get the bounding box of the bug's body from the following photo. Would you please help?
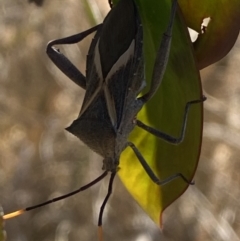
[45,0,204,182]
[66,0,145,171]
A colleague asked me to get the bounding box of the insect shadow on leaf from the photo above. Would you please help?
[3,0,205,239]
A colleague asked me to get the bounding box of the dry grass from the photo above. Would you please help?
[0,1,239,241]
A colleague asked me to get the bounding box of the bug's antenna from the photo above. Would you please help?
[98,171,116,241]
[3,171,108,220]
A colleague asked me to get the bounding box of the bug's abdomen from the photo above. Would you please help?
[66,92,116,157]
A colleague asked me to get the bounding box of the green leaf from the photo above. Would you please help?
[179,0,240,69]
[113,0,203,226]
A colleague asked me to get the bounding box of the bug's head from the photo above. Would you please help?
[102,156,119,172]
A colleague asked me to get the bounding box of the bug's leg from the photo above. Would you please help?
[127,142,193,185]
[137,96,206,144]
[138,0,177,103]
[98,171,116,241]
[46,24,102,89]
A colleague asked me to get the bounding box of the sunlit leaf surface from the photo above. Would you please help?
[179,0,240,69]
[110,0,204,226]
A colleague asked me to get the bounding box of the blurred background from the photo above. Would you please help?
[0,1,240,240]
